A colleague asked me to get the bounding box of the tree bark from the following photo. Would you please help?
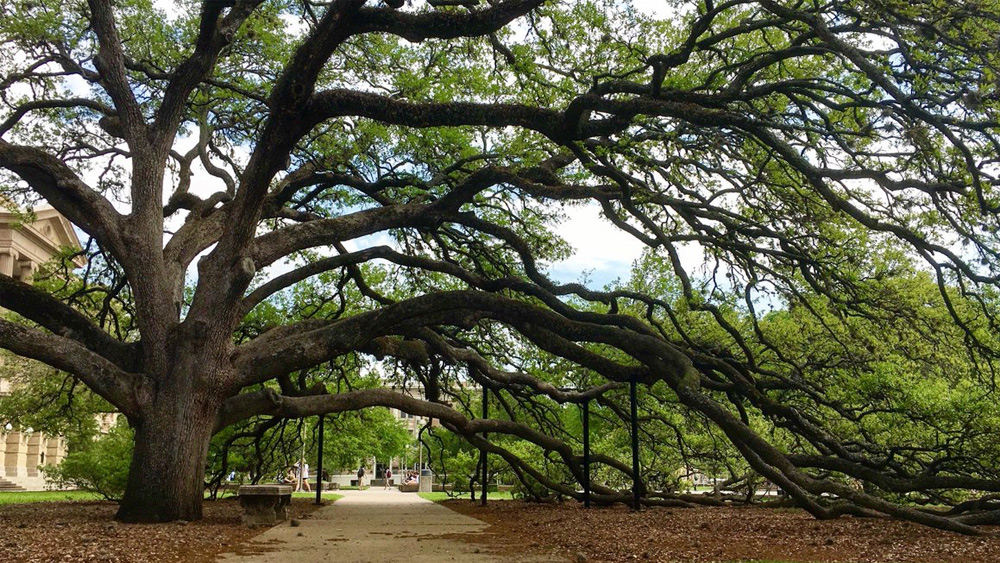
[116,384,220,523]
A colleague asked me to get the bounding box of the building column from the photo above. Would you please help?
[0,249,17,277]
[46,437,65,467]
[5,432,28,477]
[17,259,34,283]
[26,434,41,476]
[0,431,6,477]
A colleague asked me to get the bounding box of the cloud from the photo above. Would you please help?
[547,204,646,287]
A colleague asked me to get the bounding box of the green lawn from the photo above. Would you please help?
[418,491,515,502]
[1,490,346,505]
[0,490,101,505]
[292,491,343,502]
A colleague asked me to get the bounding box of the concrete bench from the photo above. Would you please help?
[399,482,419,492]
[238,484,292,527]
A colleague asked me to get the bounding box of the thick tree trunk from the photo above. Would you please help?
[115,388,219,523]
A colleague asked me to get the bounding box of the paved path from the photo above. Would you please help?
[217,488,563,563]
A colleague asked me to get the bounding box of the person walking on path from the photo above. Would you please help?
[301,463,311,492]
[384,468,392,489]
[357,465,366,489]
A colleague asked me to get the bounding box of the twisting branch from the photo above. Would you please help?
[0,318,141,418]
[0,99,114,137]
[250,166,505,267]
[0,275,136,371]
[85,0,145,142]
[0,140,125,257]
[150,0,265,139]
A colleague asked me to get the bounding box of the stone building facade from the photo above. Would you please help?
[388,385,434,439]
[0,207,87,491]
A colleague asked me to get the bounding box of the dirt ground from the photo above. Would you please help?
[4,496,1000,563]
[0,498,322,563]
[442,500,1000,563]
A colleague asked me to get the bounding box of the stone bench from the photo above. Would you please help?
[238,484,292,527]
[399,482,419,492]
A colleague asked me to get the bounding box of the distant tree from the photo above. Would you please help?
[2,0,1000,533]
[320,408,412,471]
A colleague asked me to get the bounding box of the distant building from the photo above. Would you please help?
[387,385,436,438]
[0,207,87,491]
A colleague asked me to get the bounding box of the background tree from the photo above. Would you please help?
[2,0,1000,532]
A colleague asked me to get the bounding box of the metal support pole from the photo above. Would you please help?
[299,425,306,493]
[481,384,489,506]
[630,376,640,511]
[583,398,591,508]
[315,415,324,505]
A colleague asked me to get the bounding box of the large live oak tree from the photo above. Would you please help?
[2,0,1000,531]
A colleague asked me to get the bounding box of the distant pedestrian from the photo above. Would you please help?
[301,463,311,492]
[357,465,366,489]
[384,468,392,489]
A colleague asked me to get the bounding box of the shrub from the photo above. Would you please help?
[43,421,133,501]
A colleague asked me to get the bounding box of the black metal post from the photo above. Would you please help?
[583,398,591,508]
[481,384,489,506]
[315,415,324,505]
[630,376,640,511]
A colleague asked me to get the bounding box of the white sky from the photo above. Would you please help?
[548,205,645,287]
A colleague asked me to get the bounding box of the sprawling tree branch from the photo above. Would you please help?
[0,318,140,418]
[0,275,136,370]
[0,140,125,255]
[85,0,145,143]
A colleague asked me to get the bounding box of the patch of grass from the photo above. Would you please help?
[291,491,344,500]
[291,492,344,502]
[418,491,515,502]
[1,490,346,507]
[211,490,344,503]
[0,490,101,505]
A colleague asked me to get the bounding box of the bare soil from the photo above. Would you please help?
[441,500,1000,563]
[0,497,322,563]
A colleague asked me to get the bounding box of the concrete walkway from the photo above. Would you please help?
[217,488,563,562]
